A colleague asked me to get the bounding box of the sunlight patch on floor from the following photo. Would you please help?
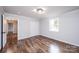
[49,44,60,53]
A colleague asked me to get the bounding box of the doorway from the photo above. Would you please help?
[7,20,18,46]
[2,16,18,53]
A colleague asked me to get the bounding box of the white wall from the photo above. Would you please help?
[4,13,40,40]
[18,16,40,40]
[40,9,79,46]
[18,16,30,40]
[29,19,39,37]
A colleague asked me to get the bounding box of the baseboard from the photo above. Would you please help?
[18,35,79,47]
[40,35,79,47]
[18,35,41,41]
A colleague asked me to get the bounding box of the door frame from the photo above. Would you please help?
[7,19,18,45]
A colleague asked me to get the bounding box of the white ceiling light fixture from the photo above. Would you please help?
[32,7,46,14]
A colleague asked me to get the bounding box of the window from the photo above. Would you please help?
[49,18,59,32]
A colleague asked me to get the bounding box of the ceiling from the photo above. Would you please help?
[3,6,79,19]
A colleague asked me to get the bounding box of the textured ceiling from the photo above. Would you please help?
[3,6,79,19]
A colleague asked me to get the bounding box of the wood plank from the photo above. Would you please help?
[2,35,79,53]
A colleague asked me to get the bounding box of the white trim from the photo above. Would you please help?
[41,34,79,47]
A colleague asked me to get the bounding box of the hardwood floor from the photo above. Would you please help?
[2,35,79,53]
[7,33,17,45]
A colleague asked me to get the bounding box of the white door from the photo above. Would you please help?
[0,15,1,50]
[3,15,7,48]
[0,15,6,50]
